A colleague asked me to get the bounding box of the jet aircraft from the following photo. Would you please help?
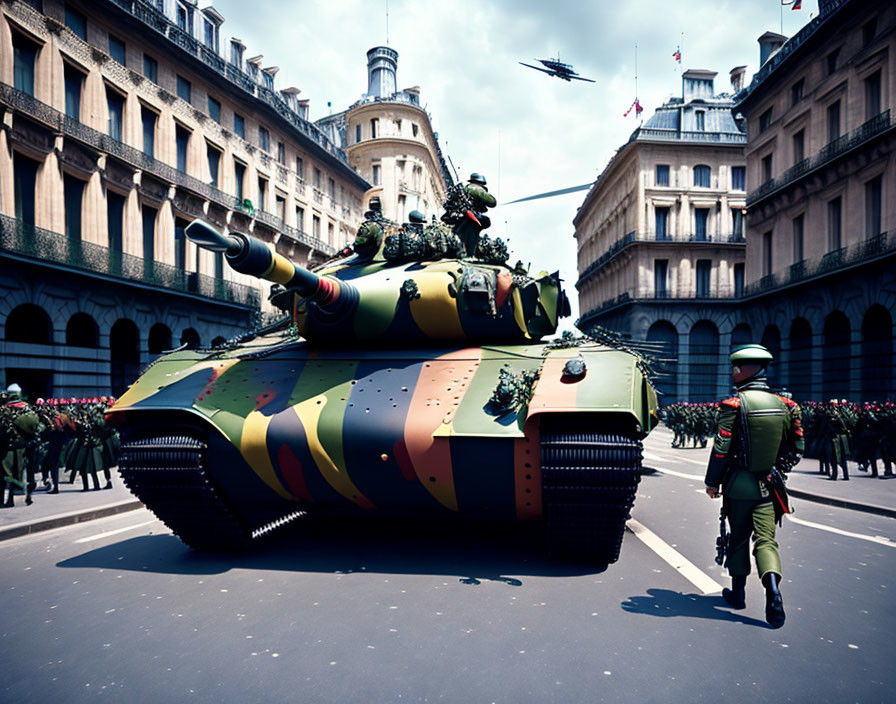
[519,57,595,83]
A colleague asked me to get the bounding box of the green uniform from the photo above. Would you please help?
[704,382,804,579]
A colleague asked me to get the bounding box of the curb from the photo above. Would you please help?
[0,499,144,542]
[788,489,896,520]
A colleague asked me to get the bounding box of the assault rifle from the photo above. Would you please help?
[715,502,729,566]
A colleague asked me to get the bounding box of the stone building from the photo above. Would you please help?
[317,46,453,222]
[575,69,747,403]
[734,0,895,401]
[0,0,369,400]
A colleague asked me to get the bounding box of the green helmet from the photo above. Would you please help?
[729,343,773,365]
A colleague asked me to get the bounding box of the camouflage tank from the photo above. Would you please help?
[108,176,658,564]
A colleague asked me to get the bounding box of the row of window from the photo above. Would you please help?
[759,174,884,277]
[653,260,745,298]
[11,27,348,226]
[653,207,744,240]
[355,118,421,143]
[654,164,745,190]
[31,8,318,180]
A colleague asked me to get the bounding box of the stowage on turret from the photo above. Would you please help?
[185,176,570,345]
[110,173,657,565]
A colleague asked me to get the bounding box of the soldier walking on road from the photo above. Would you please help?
[704,345,804,629]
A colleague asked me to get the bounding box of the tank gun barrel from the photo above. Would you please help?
[185,220,332,300]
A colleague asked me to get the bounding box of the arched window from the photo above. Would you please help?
[647,320,679,403]
[862,304,893,400]
[689,320,719,401]
[5,303,52,344]
[693,164,711,188]
[148,323,172,355]
[110,318,140,397]
[822,311,850,400]
[788,318,813,400]
[181,327,200,349]
[66,313,99,348]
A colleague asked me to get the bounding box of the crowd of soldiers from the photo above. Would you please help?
[1,384,120,508]
[662,398,896,481]
[663,402,720,449]
[801,400,896,480]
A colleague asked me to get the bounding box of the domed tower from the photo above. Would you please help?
[366,46,399,98]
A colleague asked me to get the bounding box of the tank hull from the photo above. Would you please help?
[110,333,657,562]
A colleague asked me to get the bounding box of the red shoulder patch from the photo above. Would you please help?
[721,397,740,408]
[776,395,797,407]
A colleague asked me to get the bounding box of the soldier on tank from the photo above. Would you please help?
[704,345,804,629]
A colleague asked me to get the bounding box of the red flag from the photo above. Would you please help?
[792,0,802,8]
[624,99,643,118]
[673,47,681,63]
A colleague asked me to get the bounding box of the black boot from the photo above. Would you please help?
[762,572,786,628]
[722,575,746,609]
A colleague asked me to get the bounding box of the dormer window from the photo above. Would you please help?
[230,39,244,67]
[695,110,705,131]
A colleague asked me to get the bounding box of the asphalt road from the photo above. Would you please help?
[2,433,894,703]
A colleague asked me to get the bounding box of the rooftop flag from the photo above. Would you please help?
[623,98,643,118]
[781,0,802,9]
[673,47,681,63]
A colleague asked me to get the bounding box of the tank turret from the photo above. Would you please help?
[186,196,570,345]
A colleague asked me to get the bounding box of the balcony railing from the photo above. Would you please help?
[0,83,336,256]
[576,230,745,288]
[0,214,260,308]
[578,289,740,327]
[743,231,893,297]
[103,0,348,164]
[633,128,747,144]
[747,110,893,206]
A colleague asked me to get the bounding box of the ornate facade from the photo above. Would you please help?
[317,46,452,223]
[734,0,895,401]
[575,69,747,403]
[0,0,369,400]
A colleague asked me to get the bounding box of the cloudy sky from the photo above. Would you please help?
[212,0,819,327]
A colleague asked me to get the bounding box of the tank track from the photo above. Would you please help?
[541,430,643,564]
[117,432,254,552]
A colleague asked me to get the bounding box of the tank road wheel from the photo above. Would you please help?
[541,426,643,565]
[118,432,252,552]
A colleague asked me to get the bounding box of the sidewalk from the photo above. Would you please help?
[0,473,142,541]
[644,425,896,519]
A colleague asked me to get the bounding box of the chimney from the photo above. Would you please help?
[366,46,399,99]
[730,66,747,93]
[758,32,787,66]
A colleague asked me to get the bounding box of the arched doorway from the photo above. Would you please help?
[788,318,813,400]
[66,313,99,348]
[646,320,678,404]
[862,304,893,400]
[180,327,200,349]
[148,323,172,355]
[110,318,140,397]
[689,320,719,402]
[5,303,52,343]
[761,324,782,389]
[4,303,54,399]
[823,311,850,400]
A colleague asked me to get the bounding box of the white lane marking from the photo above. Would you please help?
[75,519,158,544]
[627,518,723,594]
[673,455,710,467]
[643,451,683,464]
[653,467,704,482]
[785,515,896,548]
